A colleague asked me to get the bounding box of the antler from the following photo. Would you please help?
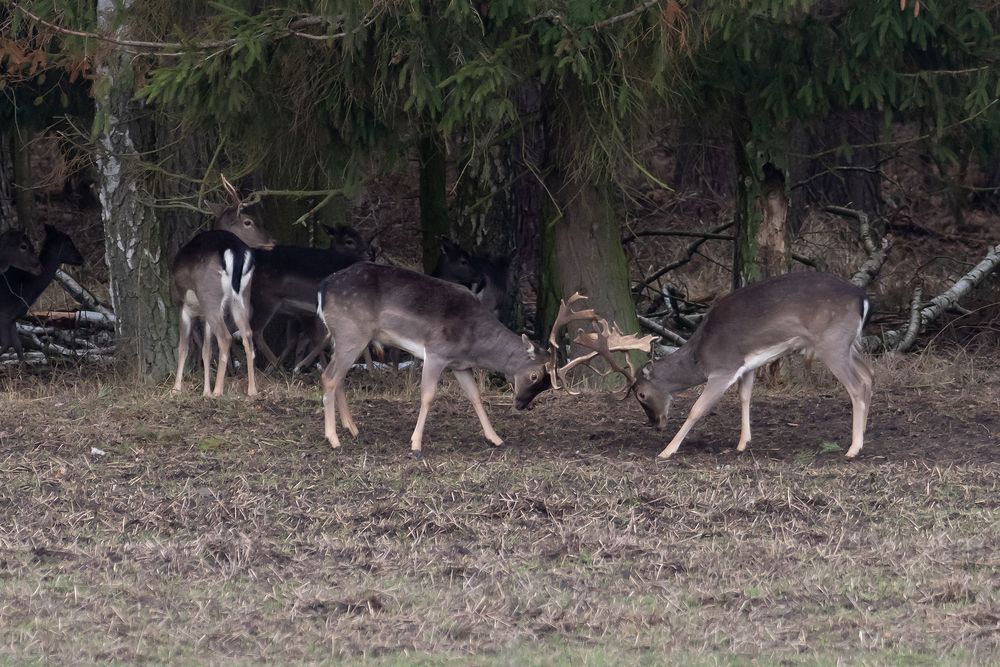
[219,174,243,209]
[547,293,657,396]
[547,292,598,390]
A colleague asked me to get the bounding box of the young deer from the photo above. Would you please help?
[632,272,874,459]
[251,224,371,369]
[171,177,275,397]
[0,230,42,276]
[0,225,84,360]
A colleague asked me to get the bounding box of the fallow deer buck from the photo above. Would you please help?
[0,230,42,276]
[171,176,275,397]
[316,264,653,456]
[251,224,370,370]
[630,272,874,459]
[0,225,84,360]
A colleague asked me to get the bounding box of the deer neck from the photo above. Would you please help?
[654,344,707,394]
[475,326,532,378]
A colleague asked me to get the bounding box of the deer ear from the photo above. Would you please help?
[522,334,537,360]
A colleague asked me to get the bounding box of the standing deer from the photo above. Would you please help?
[630,272,873,459]
[251,224,370,369]
[171,176,275,397]
[432,237,511,318]
[0,225,84,360]
[0,230,42,276]
[316,264,652,456]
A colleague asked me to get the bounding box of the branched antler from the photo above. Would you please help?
[547,292,658,396]
[220,174,243,209]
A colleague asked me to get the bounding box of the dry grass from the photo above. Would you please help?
[1,356,999,664]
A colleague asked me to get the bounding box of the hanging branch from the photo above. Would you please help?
[863,242,1000,352]
[638,222,734,287]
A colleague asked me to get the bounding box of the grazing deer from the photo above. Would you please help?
[316,265,651,456]
[0,230,42,276]
[631,272,873,459]
[171,176,275,397]
[251,224,371,369]
[0,225,84,360]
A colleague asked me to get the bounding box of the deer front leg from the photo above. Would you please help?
[410,358,446,456]
[736,370,755,452]
[452,369,504,446]
[232,298,258,397]
[657,374,736,459]
[201,321,213,397]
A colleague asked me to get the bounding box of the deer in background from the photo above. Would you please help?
[171,176,275,397]
[432,237,511,318]
[631,272,874,459]
[251,223,371,370]
[0,230,42,276]
[316,264,652,457]
[0,225,85,360]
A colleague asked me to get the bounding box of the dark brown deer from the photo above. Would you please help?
[631,272,873,459]
[432,237,511,318]
[316,265,651,456]
[0,225,84,360]
[0,230,42,276]
[171,176,275,397]
[251,224,371,369]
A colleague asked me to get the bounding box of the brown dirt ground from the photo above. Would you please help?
[1,355,999,664]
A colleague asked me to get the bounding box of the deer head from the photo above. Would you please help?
[206,174,275,249]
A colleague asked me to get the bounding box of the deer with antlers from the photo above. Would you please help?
[315,264,654,457]
[171,176,275,397]
[632,272,874,459]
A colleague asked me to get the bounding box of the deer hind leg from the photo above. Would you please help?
[172,308,194,393]
[736,370,755,452]
[321,337,368,448]
[203,309,231,398]
[657,373,738,459]
[201,321,214,396]
[410,357,447,455]
[231,296,258,397]
[452,369,504,446]
[820,347,873,458]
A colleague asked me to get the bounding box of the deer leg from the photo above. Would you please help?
[736,370,755,452]
[201,321,214,397]
[9,322,24,362]
[822,348,873,458]
[294,331,331,374]
[321,339,368,449]
[172,308,193,393]
[252,305,281,370]
[231,297,258,397]
[205,309,232,397]
[452,369,504,446]
[336,385,358,437]
[276,318,299,367]
[657,374,737,459]
[410,358,446,455]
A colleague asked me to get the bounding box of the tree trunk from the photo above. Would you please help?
[733,131,791,289]
[0,133,13,230]
[537,177,641,385]
[11,128,36,236]
[419,132,449,273]
[96,0,176,381]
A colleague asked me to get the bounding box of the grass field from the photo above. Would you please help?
[1,354,999,664]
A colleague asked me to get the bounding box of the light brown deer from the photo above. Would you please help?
[315,264,653,456]
[630,272,873,459]
[171,176,275,397]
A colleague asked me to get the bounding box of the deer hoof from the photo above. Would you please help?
[409,450,424,461]
[655,455,673,465]
[494,441,510,450]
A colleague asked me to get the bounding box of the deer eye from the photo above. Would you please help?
[529,372,538,382]
[345,239,355,246]
[638,392,646,400]
[20,243,28,250]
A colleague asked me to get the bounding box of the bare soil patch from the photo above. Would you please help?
[0,358,998,664]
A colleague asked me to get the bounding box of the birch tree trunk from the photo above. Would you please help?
[95,0,176,381]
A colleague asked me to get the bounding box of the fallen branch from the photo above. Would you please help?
[637,315,687,346]
[54,270,116,323]
[824,206,891,287]
[638,222,733,287]
[894,288,923,353]
[863,242,1000,352]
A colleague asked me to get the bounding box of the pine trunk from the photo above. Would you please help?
[96,0,176,381]
[537,177,640,386]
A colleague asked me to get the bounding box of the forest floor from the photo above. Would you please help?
[1,352,999,665]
